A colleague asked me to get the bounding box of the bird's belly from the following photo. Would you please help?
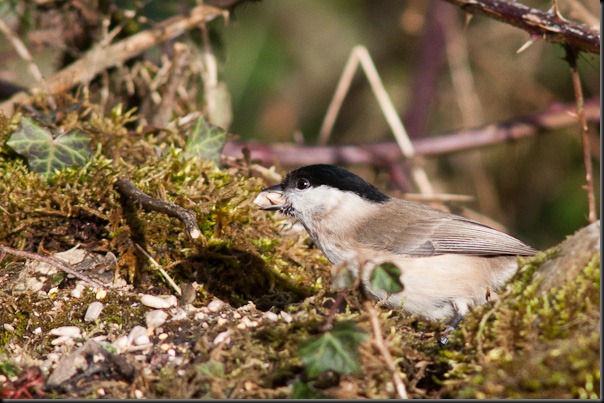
[361,254,518,322]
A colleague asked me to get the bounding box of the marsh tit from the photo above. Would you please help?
[254,164,535,330]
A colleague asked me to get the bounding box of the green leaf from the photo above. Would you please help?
[290,379,329,399]
[183,117,226,163]
[6,117,91,180]
[370,262,404,294]
[298,321,367,378]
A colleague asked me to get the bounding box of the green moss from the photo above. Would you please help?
[444,248,600,399]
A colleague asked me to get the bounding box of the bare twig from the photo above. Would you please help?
[0,245,106,288]
[224,97,600,166]
[318,45,434,196]
[114,177,201,240]
[0,4,225,114]
[134,243,182,295]
[0,19,46,88]
[363,300,408,399]
[565,46,597,223]
[442,0,600,54]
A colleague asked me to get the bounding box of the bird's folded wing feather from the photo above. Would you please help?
[356,201,536,257]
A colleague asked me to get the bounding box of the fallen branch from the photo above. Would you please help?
[0,245,106,288]
[442,0,599,54]
[223,98,600,166]
[114,178,201,240]
[0,4,224,114]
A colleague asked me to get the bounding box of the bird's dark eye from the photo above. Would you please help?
[296,178,310,190]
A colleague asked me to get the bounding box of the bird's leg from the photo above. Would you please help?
[439,312,464,345]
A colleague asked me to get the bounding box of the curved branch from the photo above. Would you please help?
[443,0,599,54]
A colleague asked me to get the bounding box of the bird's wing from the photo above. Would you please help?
[356,201,536,257]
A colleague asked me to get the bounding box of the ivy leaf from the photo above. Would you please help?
[370,262,404,294]
[298,321,367,378]
[183,117,226,163]
[290,379,329,399]
[6,117,91,180]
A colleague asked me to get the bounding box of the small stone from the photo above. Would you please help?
[33,327,42,334]
[146,310,168,329]
[70,286,83,298]
[51,335,75,346]
[207,299,225,313]
[95,289,107,300]
[212,330,230,345]
[50,326,81,337]
[84,302,103,322]
[263,311,279,322]
[97,388,106,397]
[141,294,171,309]
[216,317,227,326]
[112,335,129,352]
[164,295,178,307]
[133,389,144,399]
[233,311,242,319]
[237,322,247,330]
[280,311,293,323]
[242,316,258,328]
[128,326,148,345]
[158,333,168,341]
[3,324,15,332]
[133,334,150,346]
[159,343,171,351]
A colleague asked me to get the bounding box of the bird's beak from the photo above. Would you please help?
[253,184,287,211]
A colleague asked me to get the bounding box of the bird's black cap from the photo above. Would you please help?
[283,164,390,203]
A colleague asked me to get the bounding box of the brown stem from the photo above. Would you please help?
[223,98,600,166]
[363,300,408,399]
[442,0,599,54]
[565,47,597,223]
[0,245,106,288]
[114,178,201,239]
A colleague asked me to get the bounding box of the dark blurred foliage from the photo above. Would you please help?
[0,0,599,249]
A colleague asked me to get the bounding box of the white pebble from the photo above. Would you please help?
[237,322,247,330]
[128,326,148,344]
[33,327,42,334]
[232,311,242,319]
[112,335,130,352]
[141,295,171,309]
[158,333,168,340]
[134,389,144,399]
[213,330,230,345]
[207,299,225,313]
[164,295,178,307]
[71,283,85,298]
[3,324,15,332]
[84,302,103,322]
[133,334,151,346]
[280,311,293,323]
[96,289,108,300]
[263,311,279,322]
[50,326,81,337]
[145,310,168,329]
[242,316,258,328]
[51,335,75,346]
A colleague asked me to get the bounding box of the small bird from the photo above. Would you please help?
[254,164,535,330]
